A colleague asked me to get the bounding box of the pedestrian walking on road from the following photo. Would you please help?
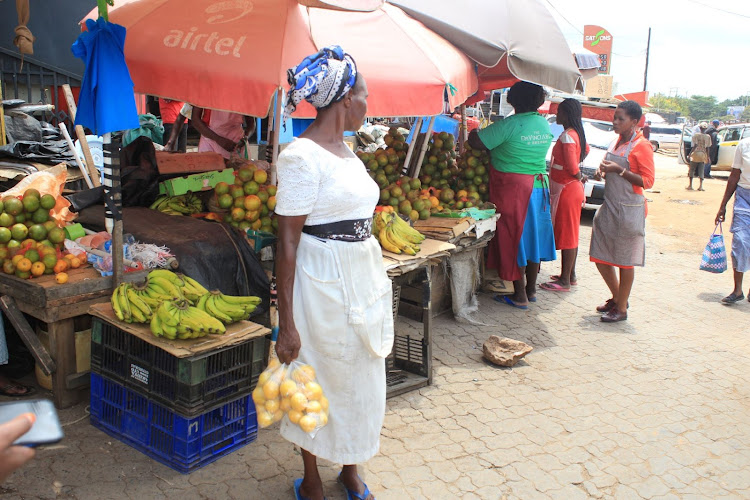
[716,137,750,304]
[705,119,721,179]
[274,46,391,500]
[542,98,589,291]
[468,81,556,309]
[589,101,655,322]
[688,122,711,191]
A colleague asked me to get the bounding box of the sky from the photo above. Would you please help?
[545,0,750,101]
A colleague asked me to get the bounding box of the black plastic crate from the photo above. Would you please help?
[91,317,268,416]
[386,266,432,397]
[90,372,257,474]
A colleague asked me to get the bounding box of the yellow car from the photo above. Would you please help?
[714,124,750,171]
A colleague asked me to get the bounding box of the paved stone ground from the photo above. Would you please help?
[3,178,749,499]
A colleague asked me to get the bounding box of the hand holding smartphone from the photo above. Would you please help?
[0,400,63,447]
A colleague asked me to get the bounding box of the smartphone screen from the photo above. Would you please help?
[0,399,64,446]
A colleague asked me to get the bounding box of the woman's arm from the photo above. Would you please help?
[164,114,187,152]
[190,106,237,152]
[467,129,488,151]
[716,165,742,225]
[274,214,308,363]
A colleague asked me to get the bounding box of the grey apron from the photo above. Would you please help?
[589,133,646,267]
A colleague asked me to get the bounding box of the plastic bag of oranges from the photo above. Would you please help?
[252,358,329,437]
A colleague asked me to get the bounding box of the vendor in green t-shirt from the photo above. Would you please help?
[468,81,556,309]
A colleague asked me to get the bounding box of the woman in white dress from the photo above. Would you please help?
[274,46,393,500]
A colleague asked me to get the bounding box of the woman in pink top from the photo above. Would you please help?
[191,107,248,159]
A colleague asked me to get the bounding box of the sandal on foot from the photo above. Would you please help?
[338,473,373,500]
[549,275,577,285]
[0,382,34,397]
[540,282,571,292]
[721,293,745,304]
[494,295,528,310]
[601,309,628,322]
[596,299,629,313]
[528,296,537,302]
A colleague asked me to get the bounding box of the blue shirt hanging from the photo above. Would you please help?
[71,18,139,135]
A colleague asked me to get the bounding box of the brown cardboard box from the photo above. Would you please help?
[155,151,225,175]
[584,75,614,99]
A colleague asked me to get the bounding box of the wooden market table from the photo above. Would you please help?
[0,266,147,409]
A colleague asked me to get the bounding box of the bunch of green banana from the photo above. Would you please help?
[175,273,210,304]
[195,291,262,325]
[149,192,203,216]
[144,269,185,300]
[373,211,425,256]
[111,282,153,324]
[150,299,226,339]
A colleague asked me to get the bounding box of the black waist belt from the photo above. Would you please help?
[302,218,372,242]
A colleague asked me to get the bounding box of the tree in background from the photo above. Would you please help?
[687,95,721,121]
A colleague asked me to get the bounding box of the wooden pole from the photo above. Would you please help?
[62,84,101,187]
[0,87,6,146]
[412,116,436,179]
[459,105,468,155]
[403,117,422,177]
[270,88,284,185]
[643,27,651,92]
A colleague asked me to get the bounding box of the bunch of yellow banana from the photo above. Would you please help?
[195,291,262,325]
[175,273,210,304]
[111,282,154,324]
[373,211,425,256]
[150,299,226,339]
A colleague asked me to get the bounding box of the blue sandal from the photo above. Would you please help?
[494,295,528,310]
[338,473,373,500]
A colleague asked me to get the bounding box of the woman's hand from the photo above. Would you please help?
[0,414,35,483]
[598,159,623,176]
[275,326,301,364]
[715,207,726,225]
[218,137,237,153]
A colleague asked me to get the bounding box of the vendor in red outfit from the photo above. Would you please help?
[542,99,589,292]
[589,100,655,322]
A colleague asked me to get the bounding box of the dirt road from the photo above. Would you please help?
[629,152,735,253]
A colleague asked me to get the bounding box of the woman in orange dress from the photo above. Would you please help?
[541,99,589,291]
[589,101,655,322]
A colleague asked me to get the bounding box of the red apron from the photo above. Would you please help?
[487,169,534,282]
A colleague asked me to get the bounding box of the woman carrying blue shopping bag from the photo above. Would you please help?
[715,137,750,304]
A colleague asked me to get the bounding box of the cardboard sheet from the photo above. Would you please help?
[381,238,455,270]
[89,302,270,358]
[155,151,225,175]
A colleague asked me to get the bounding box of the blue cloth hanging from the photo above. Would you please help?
[71,18,139,135]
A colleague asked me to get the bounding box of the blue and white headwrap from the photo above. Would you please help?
[284,45,357,118]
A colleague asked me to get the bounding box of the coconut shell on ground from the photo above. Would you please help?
[483,335,533,367]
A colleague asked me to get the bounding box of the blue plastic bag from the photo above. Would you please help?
[699,224,727,273]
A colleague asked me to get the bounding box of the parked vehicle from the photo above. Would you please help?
[679,123,750,171]
[546,116,618,210]
[648,125,683,152]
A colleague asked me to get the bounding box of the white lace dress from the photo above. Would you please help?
[275,138,394,464]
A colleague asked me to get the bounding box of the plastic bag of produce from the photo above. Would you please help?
[253,359,329,437]
[4,164,74,223]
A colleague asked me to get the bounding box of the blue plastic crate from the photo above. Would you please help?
[90,373,257,474]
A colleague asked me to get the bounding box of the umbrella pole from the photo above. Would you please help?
[413,115,436,179]
[270,88,283,185]
[103,133,124,286]
[404,117,422,177]
[459,105,468,155]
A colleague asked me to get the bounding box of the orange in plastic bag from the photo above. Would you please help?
[3,164,75,224]
[253,359,329,437]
